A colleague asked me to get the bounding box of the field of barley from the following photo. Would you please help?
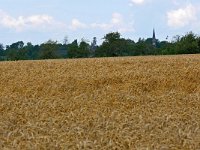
[1,55,200,149]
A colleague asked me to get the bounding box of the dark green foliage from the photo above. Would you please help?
[96,32,135,57]
[78,39,90,58]
[25,43,40,60]
[6,41,27,60]
[39,40,59,59]
[175,32,200,54]
[0,44,5,61]
[1,31,200,61]
[68,39,90,58]
[67,40,79,58]
[0,43,4,51]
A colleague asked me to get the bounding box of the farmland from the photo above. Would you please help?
[0,55,200,149]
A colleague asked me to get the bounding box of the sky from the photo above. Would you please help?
[0,0,200,45]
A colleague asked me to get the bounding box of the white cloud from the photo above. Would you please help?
[129,0,145,5]
[91,13,123,30]
[26,15,53,26]
[91,23,112,30]
[68,13,134,33]
[0,10,134,34]
[91,13,134,33]
[167,4,197,28]
[111,13,123,24]
[0,10,66,31]
[69,19,87,30]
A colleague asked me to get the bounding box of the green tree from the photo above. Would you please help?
[24,42,40,60]
[103,32,120,43]
[0,43,3,51]
[175,32,200,54]
[96,32,122,57]
[78,39,90,58]
[0,43,5,61]
[67,39,79,58]
[6,41,25,60]
[39,40,58,59]
[9,41,24,49]
[67,39,90,58]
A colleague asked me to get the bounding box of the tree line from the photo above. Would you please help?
[0,31,200,61]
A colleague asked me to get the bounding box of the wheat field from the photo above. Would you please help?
[0,55,200,149]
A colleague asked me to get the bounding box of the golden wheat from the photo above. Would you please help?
[0,55,200,149]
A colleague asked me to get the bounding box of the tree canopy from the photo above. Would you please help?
[0,31,200,61]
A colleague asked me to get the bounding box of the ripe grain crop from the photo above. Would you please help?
[1,55,200,149]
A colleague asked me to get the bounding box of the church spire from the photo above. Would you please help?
[152,28,156,47]
[153,28,155,39]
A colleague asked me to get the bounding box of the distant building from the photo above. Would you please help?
[152,28,156,47]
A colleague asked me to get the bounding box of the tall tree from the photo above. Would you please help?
[39,40,58,59]
[79,39,90,58]
[67,39,79,58]
[6,41,25,60]
[96,32,122,57]
[0,43,4,51]
[175,32,199,54]
[0,43,5,60]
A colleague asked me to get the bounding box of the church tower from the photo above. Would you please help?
[152,28,156,47]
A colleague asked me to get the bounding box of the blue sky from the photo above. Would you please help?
[0,0,200,45]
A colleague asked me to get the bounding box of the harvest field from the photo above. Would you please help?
[1,55,200,149]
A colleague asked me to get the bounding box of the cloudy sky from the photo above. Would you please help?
[0,0,200,45]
